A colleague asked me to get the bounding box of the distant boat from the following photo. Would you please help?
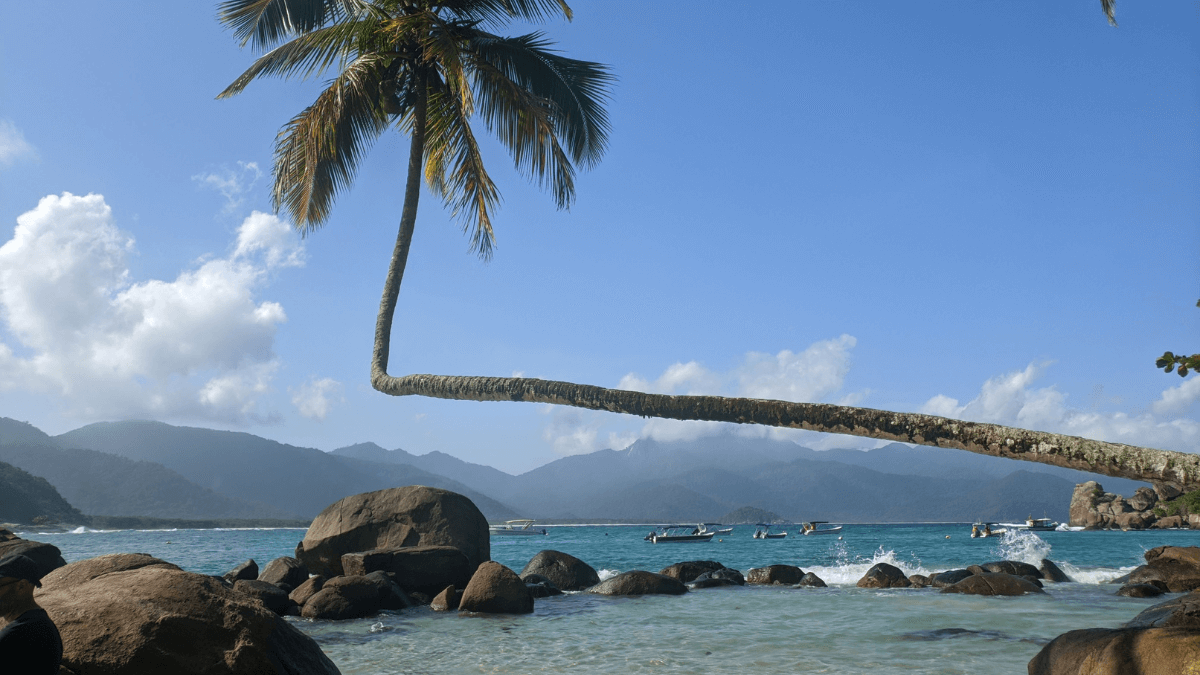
[798,521,843,536]
[999,516,1060,531]
[489,519,548,536]
[644,525,715,543]
[752,523,787,539]
[970,522,1006,538]
[701,523,733,535]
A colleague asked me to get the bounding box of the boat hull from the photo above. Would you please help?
[651,534,715,543]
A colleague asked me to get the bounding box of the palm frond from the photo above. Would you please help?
[1101,0,1117,26]
[438,0,573,25]
[272,55,394,230]
[217,0,375,49]
[468,32,613,168]
[423,73,500,258]
[218,17,384,98]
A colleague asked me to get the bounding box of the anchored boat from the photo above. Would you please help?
[489,519,548,536]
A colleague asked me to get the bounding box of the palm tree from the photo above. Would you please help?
[221,0,1200,491]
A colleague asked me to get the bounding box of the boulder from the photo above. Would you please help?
[688,569,745,589]
[857,563,911,589]
[223,559,259,583]
[341,545,475,596]
[1128,546,1200,592]
[1128,486,1159,512]
[975,560,1042,579]
[258,557,309,589]
[36,553,338,675]
[234,579,299,616]
[526,581,563,598]
[520,550,601,591]
[1040,559,1072,583]
[301,572,410,620]
[296,485,489,577]
[746,565,805,585]
[1152,515,1185,529]
[288,576,325,607]
[430,585,461,611]
[940,572,1045,596]
[907,574,930,588]
[588,571,688,596]
[1069,481,1107,528]
[1029,627,1200,675]
[796,572,827,588]
[658,560,725,584]
[1155,482,1184,502]
[1117,584,1166,598]
[1124,589,1200,629]
[459,561,533,614]
[1114,511,1154,530]
[930,569,974,588]
[0,537,66,580]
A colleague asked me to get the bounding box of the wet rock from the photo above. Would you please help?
[459,561,534,614]
[38,553,338,674]
[588,571,688,596]
[430,585,461,611]
[746,565,805,585]
[907,574,930,588]
[930,569,974,588]
[520,550,601,591]
[301,572,410,620]
[297,485,489,577]
[341,545,475,596]
[658,560,724,584]
[1117,583,1165,598]
[1039,558,1072,583]
[940,572,1045,596]
[976,560,1042,579]
[796,572,827,588]
[857,563,911,589]
[1128,546,1200,592]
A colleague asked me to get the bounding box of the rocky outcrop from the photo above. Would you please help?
[296,486,489,577]
[930,569,973,588]
[940,572,1045,596]
[458,561,533,614]
[1127,546,1200,592]
[341,545,475,596]
[857,563,911,589]
[688,568,745,589]
[300,571,410,620]
[746,565,805,585]
[520,550,601,591]
[234,579,299,616]
[259,556,309,590]
[1068,481,1197,530]
[588,571,688,596]
[37,553,339,674]
[974,560,1042,578]
[1040,558,1072,583]
[658,560,725,584]
[224,559,259,583]
[289,576,325,607]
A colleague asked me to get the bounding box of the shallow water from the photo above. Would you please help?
[26,523,1198,674]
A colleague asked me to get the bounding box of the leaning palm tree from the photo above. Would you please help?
[221,0,1200,491]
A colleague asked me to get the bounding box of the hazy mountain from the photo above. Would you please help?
[56,421,519,519]
[0,459,85,525]
[331,443,519,495]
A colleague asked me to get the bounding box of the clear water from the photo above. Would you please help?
[24,523,1199,675]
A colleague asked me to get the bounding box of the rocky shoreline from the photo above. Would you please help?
[1070,480,1200,530]
[6,484,1200,674]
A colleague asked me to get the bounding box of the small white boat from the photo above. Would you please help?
[752,523,787,539]
[970,522,1006,538]
[645,525,715,543]
[489,519,548,536]
[999,516,1060,531]
[799,521,843,536]
[701,523,733,535]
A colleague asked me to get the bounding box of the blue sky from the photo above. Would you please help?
[1,2,1196,474]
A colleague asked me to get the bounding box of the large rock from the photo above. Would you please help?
[296,486,489,577]
[1128,486,1159,512]
[223,559,259,583]
[258,557,309,589]
[975,560,1042,579]
[658,560,724,584]
[1040,559,1072,583]
[300,571,410,620]
[289,576,325,607]
[746,565,805,585]
[797,572,827,588]
[1029,627,1200,675]
[1117,583,1165,598]
[234,579,299,616]
[519,550,601,591]
[940,572,1045,596]
[37,553,339,674]
[1128,546,1200,592]
[588,571,688,596]
[341,545,475,596]
[0,537,66,580]
[857,563,912,589]
[930,569,974,588]
[458,562,533,614]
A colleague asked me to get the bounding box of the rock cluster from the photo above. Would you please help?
[853,558,1068,596]
[1069,480,1199,530]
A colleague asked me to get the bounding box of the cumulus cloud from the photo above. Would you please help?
[0,192,303,423]
[919,363,1200,452]
[544,335,866,455]
[193,161,263,212]
[0,120,35,167]
[290,377,344,420]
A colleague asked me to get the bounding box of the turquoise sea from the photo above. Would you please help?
[21,523,1199,674]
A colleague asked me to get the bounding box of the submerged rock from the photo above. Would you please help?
[588,571,687,596]
[746,565,805,585]
[1039,558,1072,583]
[857,563,911,589]
[940,572,1045,596]
[658,560,725,584]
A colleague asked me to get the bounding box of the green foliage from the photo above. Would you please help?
[1153,506,1166,518]
[1155,299,1200,376]
[1160,489,1200,518]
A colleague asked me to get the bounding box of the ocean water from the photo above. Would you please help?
[22,523,1200,674]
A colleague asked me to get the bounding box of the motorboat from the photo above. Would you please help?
[644,525,715,543]
[799,521,843,536]
[752,523,787,539]
[489,519,548,536]
[999,516,1060,531]
[700,523,733,535]
[970,522,1006,538]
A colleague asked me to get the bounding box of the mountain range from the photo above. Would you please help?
[0,417,1150,525]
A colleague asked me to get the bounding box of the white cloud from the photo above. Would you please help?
[193,161,263,212]
[290,377,344,420]
[0,192,303,423]
[0,120,35,167]
[919,363,1200,453]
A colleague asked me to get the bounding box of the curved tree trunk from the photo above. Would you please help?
[368,80,1197,491]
